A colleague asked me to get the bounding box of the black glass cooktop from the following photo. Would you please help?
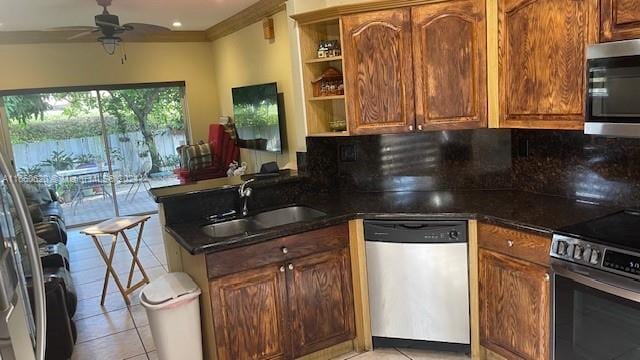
[557,210,640,251]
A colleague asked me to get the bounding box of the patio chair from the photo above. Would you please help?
[125,160,152,200]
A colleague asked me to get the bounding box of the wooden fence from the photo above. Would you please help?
[13,130,186,176]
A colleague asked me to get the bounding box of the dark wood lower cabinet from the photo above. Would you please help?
[209,264,289,360]
[479,248,550,360]
[288,248,355,358]
[208,225,355,360]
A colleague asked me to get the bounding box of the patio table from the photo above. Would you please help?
[56,166,119,207]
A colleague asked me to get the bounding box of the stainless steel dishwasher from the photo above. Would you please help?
[364,219,470,349]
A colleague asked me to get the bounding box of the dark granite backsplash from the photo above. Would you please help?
[163,128,640,224]
[512,129,640,208]
[305,129,640,207]
[307,129,513,192]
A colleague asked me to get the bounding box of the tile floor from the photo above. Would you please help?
[67,214,470,360]
[336,348,469,360]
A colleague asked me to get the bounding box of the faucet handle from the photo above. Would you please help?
[205,210,237,222]
[239,178,256,194]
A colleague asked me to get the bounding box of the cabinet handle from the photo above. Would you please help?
[288,263,294,271]
[281,247,289,254]
[507,240,514,247]
[279,265,285,272]
[544,273,550,281]
[417,124,423,131]
[408,125,414,131]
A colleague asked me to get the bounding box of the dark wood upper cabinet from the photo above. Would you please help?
[498,0,598,129]
[412,0,487,130]
[288,248,355,358]
[209,264,289,360]
[342,9,415,135]
[479,248,550,360]
[601,0,640,41]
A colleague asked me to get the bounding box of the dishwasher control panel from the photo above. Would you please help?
[364,220,468,244]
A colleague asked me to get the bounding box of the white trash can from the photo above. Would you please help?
[140,272,203,360]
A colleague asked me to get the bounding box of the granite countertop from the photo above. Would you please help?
[149,170,302,202]
[165,189,617,255]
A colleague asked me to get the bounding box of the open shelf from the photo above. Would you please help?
[299,18,349,136]
[307,131,350,137]
[304,56,343,64]
[309,95,345,101]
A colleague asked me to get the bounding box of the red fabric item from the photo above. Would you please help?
[176,124,239,183]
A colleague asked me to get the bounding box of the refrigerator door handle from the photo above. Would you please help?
[0,251,18,312]
[0,155,46,360]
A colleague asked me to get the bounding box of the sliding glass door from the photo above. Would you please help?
[98,87,186,216]
[1,83,187,226]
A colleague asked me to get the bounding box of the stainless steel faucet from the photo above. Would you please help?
[238,178,255,216]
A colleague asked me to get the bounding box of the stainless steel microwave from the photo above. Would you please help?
[585,39,640,137]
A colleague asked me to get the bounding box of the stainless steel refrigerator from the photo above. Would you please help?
[0,153,46,360]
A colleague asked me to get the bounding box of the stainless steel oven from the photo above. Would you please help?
[553,259,640,360]
[551,209,640,360]
[585,39,640,137]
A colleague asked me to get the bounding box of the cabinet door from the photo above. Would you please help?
[601,0,640,41]
[499,0,598,129]
[287,248,355,358]
[479,249,550,360]
[210,264,289,360]
[412,0,487,130]
[342,9,415,135]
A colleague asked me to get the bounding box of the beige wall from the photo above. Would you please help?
[0,42,219,142]
[211,10,301,173]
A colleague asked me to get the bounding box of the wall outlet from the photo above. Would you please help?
[339,143,357,162]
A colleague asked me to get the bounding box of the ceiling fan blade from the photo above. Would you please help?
[67,30,100,40]
[46,26,98,32]
[123,23,171,33]
[95,20,127,31]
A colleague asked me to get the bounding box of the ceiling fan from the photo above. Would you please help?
[47,0,171,55]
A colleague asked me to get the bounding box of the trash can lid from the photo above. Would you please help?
[141,272,200,306]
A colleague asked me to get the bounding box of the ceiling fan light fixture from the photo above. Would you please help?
[172,21,182,28]
[98,36,120,55]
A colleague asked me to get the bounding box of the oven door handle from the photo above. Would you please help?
[553,263,640,303]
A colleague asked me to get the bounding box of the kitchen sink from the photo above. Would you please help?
[201,218,261,238]
[201,206,327,238]
[251,206,327,229]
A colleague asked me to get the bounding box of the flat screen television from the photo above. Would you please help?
[232,82,283,153]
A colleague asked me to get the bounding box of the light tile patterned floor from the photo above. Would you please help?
[67,215,470,360]
[334,348,470,359]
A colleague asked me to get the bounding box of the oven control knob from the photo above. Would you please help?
[449,230,459,240]
[557,241,568,256]
[567,243,575,258]
[590,249,600,265]
[583,248,592,262]
[573,245,584,260]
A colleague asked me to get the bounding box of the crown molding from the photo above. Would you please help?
[0,30,209,45]
[290,0,446,25]
[0,0,288,45]
[206,0,287,41]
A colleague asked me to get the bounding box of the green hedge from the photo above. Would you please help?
[8,116,139,144]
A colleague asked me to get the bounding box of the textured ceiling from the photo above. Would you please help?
[0,0,262,31]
